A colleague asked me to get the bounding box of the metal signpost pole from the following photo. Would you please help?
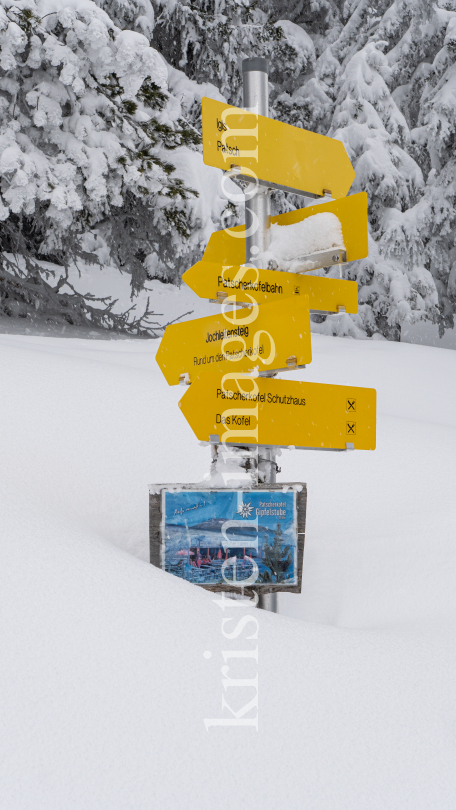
[242,57,278,614]
[242,57,270,261]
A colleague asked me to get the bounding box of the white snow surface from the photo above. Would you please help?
[1,327,456,808]
[258,211,345,273]
[37,258,217,323]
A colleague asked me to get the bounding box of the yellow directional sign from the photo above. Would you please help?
[179,372,376,451]
[203,193,368,268]
[156,296,312,386]
[182,261,358,314]
[202,97,355,198]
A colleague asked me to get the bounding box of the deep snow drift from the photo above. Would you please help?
[1,328,456,809]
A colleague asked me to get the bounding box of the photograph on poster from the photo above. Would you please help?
[161,489,298,587]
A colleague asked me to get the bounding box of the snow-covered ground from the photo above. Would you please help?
[0,269,217,339]
[1,326,455,808]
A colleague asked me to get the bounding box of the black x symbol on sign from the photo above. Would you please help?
[347,398,356,412]
[346,422,356,435]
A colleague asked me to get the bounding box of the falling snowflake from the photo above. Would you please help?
[236,501,254,519]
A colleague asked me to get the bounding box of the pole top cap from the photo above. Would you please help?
[242,57,269,74]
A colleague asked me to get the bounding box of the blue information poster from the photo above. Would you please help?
[161,489,298,588]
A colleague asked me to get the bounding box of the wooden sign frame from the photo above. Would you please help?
[149,483,307,595]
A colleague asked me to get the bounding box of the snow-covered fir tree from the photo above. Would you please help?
[328,39,438,339]
[0,0,228,329]
[3,0,456,338]
[149,0,456,339]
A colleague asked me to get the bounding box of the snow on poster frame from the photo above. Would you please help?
[149,483,306,595]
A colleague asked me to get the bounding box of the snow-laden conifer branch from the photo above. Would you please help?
[0,0,224,328]
[0,247,194,336]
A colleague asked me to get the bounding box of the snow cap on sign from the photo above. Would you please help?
[258,211,345,274]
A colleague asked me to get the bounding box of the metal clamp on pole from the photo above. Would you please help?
[258,456,282,474]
